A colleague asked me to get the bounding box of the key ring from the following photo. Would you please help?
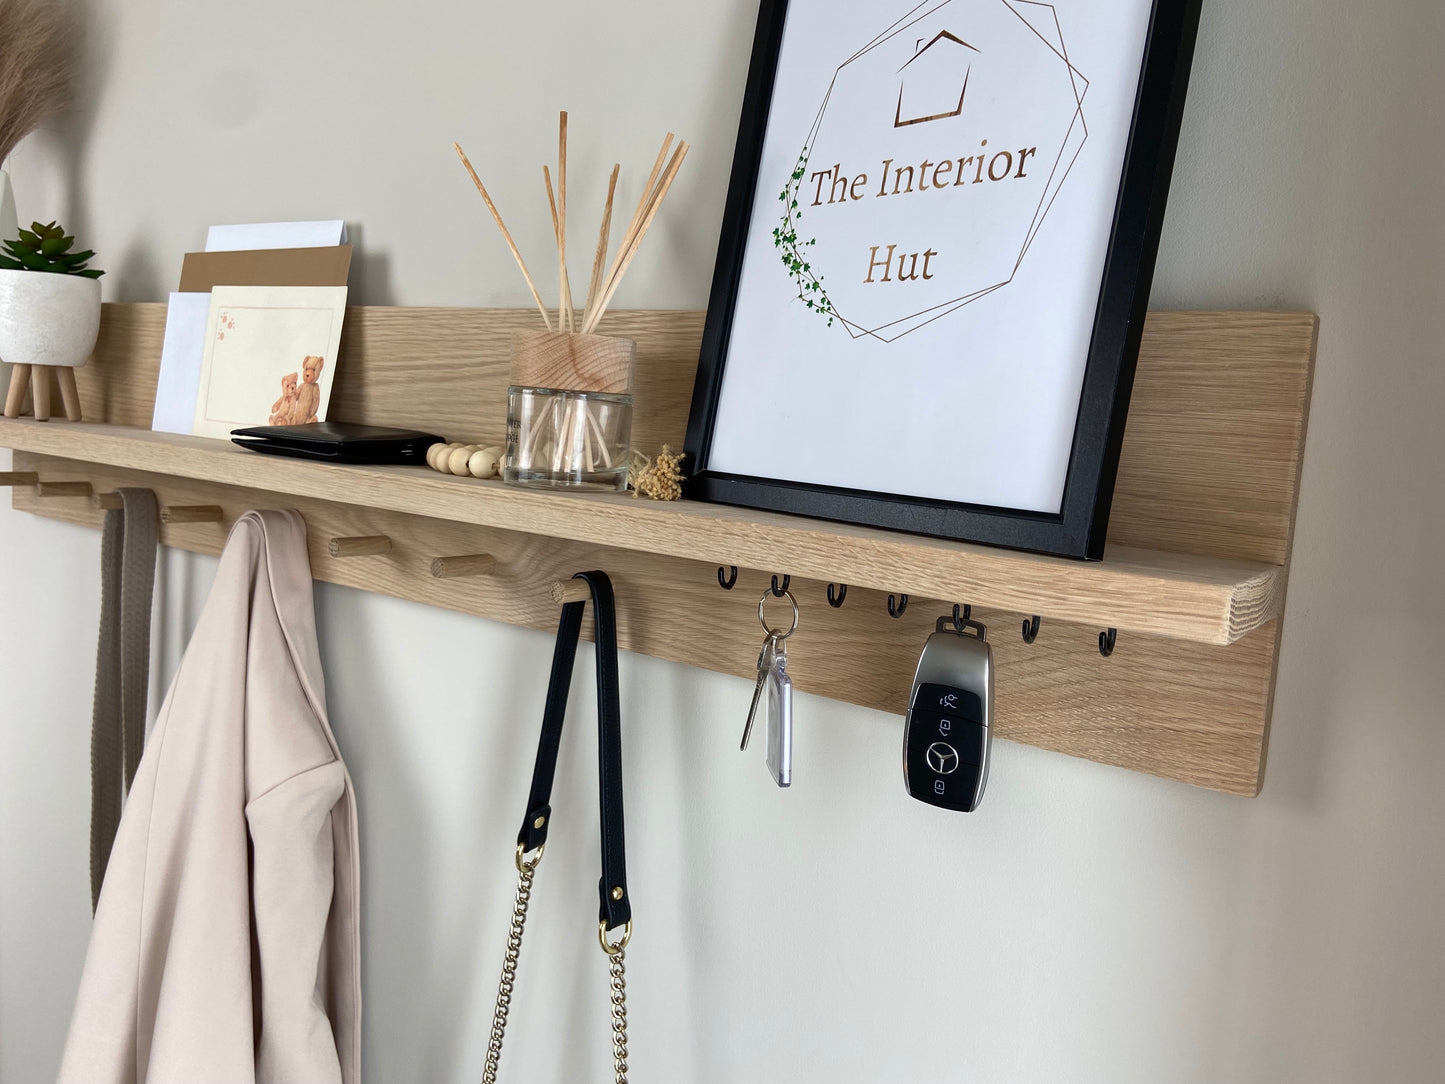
[757,588,799,641]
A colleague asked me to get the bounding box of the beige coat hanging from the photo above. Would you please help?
[58,509,361,1084]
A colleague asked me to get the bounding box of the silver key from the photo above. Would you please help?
[740,633,778,751]
[764,637,792,787]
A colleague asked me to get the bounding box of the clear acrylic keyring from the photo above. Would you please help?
[757,589,799,641]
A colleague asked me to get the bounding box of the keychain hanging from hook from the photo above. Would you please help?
[739,586,796,787]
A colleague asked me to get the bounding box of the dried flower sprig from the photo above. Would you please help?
[0,0,76,166]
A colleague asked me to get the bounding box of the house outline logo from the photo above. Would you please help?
[894,30,980,128]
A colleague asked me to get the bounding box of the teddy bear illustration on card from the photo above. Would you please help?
[294,355,325,424]
[269,372,298,426]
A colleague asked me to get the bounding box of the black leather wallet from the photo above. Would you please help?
[231,422,444,465]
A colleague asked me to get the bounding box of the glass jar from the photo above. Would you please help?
[504,386,633,491]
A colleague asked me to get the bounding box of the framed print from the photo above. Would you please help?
[192,285,348,439]
[685,0,1203,559]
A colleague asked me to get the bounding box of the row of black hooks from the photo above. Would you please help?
[717,565,1118,656]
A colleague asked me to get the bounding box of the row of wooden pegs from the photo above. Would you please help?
[1,470,590,599]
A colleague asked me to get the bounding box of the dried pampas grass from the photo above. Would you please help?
[0,0,76,165]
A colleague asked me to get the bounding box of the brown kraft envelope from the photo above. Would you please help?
[178,244,352,291]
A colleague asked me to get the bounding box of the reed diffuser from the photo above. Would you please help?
[454,113,688,491]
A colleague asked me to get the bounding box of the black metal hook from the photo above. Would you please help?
[1022,615,1041,644]
[1099,628,1117,657]
[827,583,848,608]
[887,593,909,618]
[951,603,971,631]
[718,565,738,590]
[770,574,791,597]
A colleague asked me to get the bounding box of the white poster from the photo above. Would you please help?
[706,0,1156,516]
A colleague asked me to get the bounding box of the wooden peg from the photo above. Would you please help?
[162,505,224,524]
[94,492,124,510]
[3,365,30,418]
[430,554,497,579]
[329,535,392,558]
[0,471,39,487]
[30,366,52,421]
[35,480,92,498]
[549,579,591,605]
[56,368,83,422]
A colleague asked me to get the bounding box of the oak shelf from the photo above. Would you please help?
[0,418,1276,646]
[1,304,1318,795]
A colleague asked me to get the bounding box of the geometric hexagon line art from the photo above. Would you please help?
[775,0,1090,343]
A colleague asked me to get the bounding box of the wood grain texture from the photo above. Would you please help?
[0,418,1279,645]
[68,304,701,453]
[65,305,1316,554]
[160,504,223,524]
[1109,311,1319,564]
[328,535,392,557]
[11,451,1277,794]
[509,329,636,394]
[9,304,1319,795]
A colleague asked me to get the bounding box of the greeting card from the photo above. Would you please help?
[191,285,348,439]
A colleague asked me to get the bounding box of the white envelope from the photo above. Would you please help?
[204,220,348,252]
[151,292,213,435]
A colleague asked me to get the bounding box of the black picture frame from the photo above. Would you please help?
[684,0,1204,559]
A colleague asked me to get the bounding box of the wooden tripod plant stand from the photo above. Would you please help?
[5,363,82,422]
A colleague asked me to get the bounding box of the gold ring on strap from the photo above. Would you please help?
[515,841,544,873]
[599,919,632,955]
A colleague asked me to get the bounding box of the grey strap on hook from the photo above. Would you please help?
[90,488,158,912]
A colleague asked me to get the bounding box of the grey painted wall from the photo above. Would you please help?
[3,1,1443,1080]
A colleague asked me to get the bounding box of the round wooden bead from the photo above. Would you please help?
[467,447,501,479]
[446,445,480,475]
[428,442,460,470]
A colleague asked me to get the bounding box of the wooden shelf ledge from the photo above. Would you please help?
[0,418,1279,645]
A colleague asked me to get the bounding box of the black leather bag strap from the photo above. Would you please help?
[516,570,630,931]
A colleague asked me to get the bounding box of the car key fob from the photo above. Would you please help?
[903,616,992,812]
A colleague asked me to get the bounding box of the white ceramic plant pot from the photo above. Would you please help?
[0,268,103,370]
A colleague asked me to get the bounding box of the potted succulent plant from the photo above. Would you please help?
[0,220,104,421]
[0,0,78,402]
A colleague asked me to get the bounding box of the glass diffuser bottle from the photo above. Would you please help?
[504,329,636,491]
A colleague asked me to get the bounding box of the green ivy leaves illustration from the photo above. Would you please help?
[773,146,835,327]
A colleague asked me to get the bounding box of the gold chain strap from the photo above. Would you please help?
[607,948,629,1083]
[483,844,633,1084]
[482,845,541,1084]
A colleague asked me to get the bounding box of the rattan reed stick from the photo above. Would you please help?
[453,142,553,331]
[584,141,689,333]
[583,164,621,329]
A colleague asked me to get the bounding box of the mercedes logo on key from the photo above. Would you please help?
[926,741,960,775]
